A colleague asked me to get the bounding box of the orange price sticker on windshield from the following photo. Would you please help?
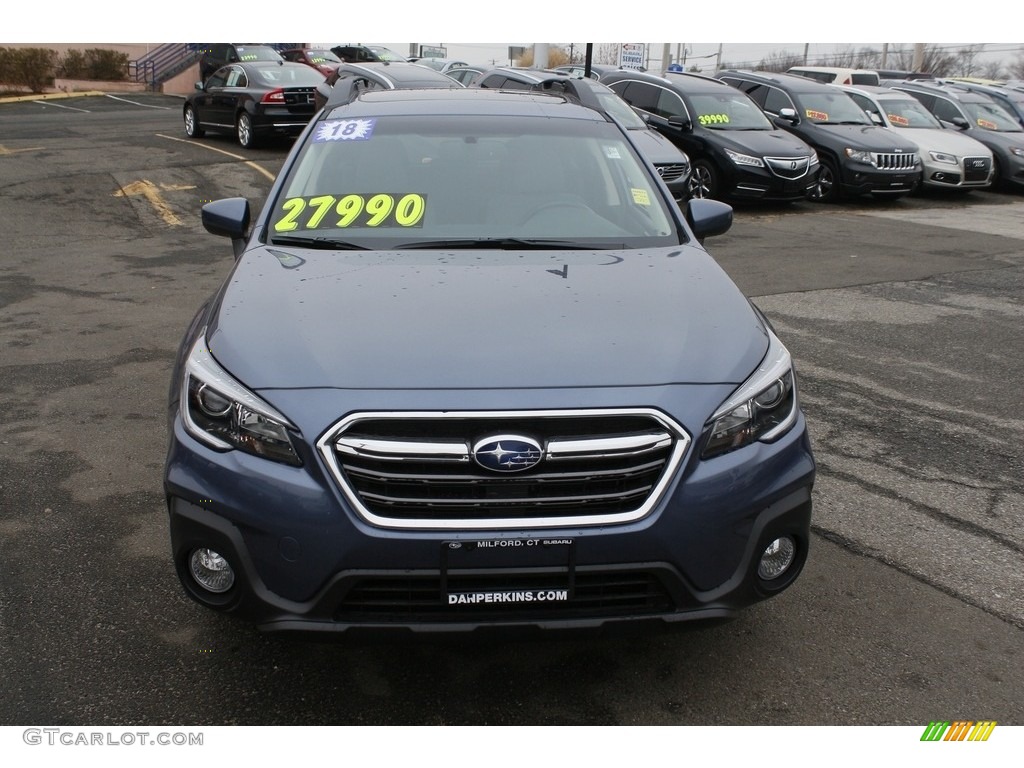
[977,118,997,130]
[805,109,829,121]
[888,114,909,126]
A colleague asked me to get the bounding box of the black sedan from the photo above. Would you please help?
[183,61,325,148]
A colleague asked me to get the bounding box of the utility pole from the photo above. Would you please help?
[716,43,722,71]
[912,43,925,72]
[881,42,888,67]
[662,43,671,73]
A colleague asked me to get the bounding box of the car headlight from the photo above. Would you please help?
[808,151,820,166]
[844,148,874,164]
[724,148,765,168]
[180,335,302,466]
[1010,146,1024,158]
[702,329,799,459]
[928,151,958,165]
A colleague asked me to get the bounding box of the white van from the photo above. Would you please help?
[786,66,880,86]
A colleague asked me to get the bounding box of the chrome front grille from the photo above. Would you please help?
[317,409,690,530]
[873,152,918,170]
[656,163,690,182]
[765,156,811,179]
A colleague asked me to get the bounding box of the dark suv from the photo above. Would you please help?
[602,70,820,202]
[717,70,922,202]
[886,80,1024,190]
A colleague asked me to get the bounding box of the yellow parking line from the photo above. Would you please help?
[157,133,276,181]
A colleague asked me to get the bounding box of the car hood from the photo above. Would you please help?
[629,128,690,165]
[809,123,920,152]
[206,244,769,390]
[708,128,815,157]
[894,127,993,157]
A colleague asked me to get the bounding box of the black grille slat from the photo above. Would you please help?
[335,571,674,620]
[874,152,917,170]
[963,156,991,181]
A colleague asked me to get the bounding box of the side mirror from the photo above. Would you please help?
[778,107,799,124]
[201,198,251,260]
[667,114,692,131]
[868,111,884,125]
[194,81,204,91]
[951,116,970,130]
[686,198,733,241]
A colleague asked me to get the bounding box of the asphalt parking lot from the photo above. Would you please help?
[0,92,1022,727]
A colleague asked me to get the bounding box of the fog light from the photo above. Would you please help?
[189,547,235,593]
[758,536,796,580]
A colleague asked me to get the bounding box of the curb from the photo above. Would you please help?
[0,90,107,104]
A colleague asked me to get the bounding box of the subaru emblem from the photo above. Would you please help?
[472,435,543,473]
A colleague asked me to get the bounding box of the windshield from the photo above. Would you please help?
[877,97,943,129]
[961,99,1022,131]
[591,89,647,129]
[251,65,327,88]
[235,46,282,63]
[306,50,341,64]
[794,91,873,125]
[688,92,773,129]
[268,113,679,249]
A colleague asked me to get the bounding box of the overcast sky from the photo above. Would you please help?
[7,1,1021,74]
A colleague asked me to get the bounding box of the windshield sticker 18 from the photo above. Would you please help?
[805,109,828,121]
[273,193,427,231]
[314,118,377,142]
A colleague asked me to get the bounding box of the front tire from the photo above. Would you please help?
[688,160,719,200]
[807,157,840,203]
[236,112,258,148]
[184,105,204,138]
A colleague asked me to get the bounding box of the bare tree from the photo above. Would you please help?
[757,49,805,72]
[885,44,957,75]
[951,44,986,77]
[596,44,621,66]
[979,60,1007,80]
[1011,48,1024,79]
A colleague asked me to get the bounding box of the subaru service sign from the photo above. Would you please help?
[619,43,645,70]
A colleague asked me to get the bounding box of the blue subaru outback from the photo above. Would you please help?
[164,86,816,634]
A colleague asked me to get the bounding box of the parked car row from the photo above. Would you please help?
[181,48,1024,201]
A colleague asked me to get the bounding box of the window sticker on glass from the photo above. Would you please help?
[603,145,622,159]
[805,109,828,121]
[313,118,377,143]
[631,188,651,206]
[698,113,730,125]
[887,113,910,126]
[272,193,427,231]
[976,118,997,130]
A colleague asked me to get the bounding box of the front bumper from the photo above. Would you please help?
[840,164,921,196]
[164,404,816,635]
[727,163,821,202]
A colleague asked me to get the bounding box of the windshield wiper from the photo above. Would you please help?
[394,237,598,250]
[269,235,371,250]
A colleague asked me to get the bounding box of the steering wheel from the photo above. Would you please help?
[517,200,595,226]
